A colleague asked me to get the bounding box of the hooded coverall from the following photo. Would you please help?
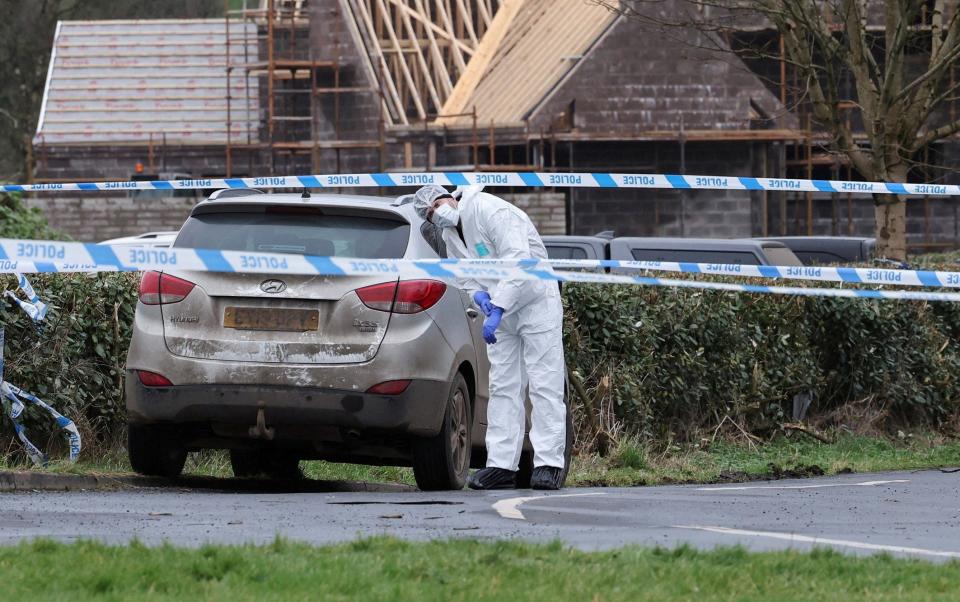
[440,186,566,470]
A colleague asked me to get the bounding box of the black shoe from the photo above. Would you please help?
[531,466,564,490]
[467,467,517,490]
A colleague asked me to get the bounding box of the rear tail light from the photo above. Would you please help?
[393,280,447,313]
[356,280,446,314]
[137,370,173,387]
[139,271,196,305]
[355,281,397,311]
[366,380,411,395]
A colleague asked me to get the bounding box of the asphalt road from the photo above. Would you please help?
[2,469,958,561]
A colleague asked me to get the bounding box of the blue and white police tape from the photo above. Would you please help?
[0,381,82,465]
[1,277,82,465]
[4,272,49,322]
[3,237,960,290]
[2,374,48,466]
[2,237,960,303]
[2,171,959,196]
[537,258,960,288]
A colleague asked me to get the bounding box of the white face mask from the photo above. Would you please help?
[432,202,460,228]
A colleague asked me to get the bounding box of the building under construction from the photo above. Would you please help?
[30,0,960,248]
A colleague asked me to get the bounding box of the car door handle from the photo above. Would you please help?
[466,308,479,319]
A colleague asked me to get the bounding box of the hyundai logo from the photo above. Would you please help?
[260,279,287,294]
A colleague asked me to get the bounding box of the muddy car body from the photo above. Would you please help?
[125,191,505,490]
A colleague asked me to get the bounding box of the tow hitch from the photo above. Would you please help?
[248,402,275,440]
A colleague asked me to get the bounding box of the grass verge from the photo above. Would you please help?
[3,433,958,488]
[1,537,958,601]
[0,449,417,486]
[567,433,960,487]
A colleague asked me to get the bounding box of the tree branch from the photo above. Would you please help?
[914,117,960,150]
[895,3,960,103]
[931,0,945,59]
[840,0,881,144]
[880,2,913,110]
[776,3,874,178]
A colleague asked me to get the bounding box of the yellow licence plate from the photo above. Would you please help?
[223,307,319,331]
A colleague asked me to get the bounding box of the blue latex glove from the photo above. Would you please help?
[473,291,494,316]
[482,307,503,344]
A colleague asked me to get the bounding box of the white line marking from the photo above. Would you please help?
[674,525,960,559]
[695,479,909,492]
[493,492,606,520]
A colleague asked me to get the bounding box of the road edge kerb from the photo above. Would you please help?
[0,471,416,493]
[0,471,101,491]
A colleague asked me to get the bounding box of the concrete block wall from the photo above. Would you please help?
[528,8,794,135]
[766,194,960,249]
[34,145,237,181]
[502,193,566,235]
[24,196,198,242]
[25,191,565,243]
[308,0,385,175]
[568,140,760,238]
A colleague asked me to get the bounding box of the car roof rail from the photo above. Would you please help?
[207,188,265,200]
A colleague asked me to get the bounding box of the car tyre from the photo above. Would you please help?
[413,373,472,491]
[230,449,302,479]
[516,386,574,489]
[127,424,187,478]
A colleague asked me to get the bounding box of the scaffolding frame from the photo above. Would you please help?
[224,0,385,176]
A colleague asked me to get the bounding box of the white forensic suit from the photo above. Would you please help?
[441,186,566,470]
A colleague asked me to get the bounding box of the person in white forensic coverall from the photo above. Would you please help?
[412,184,566,490]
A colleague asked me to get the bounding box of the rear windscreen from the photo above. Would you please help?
[174,210,410,258]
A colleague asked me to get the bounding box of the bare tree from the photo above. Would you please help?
[594,0,960,260]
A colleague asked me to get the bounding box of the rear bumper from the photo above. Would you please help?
[126,374,450,438]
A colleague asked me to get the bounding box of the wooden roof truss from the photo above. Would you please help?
[343,0,502,124]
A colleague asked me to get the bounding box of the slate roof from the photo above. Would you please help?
[35,19,258,145]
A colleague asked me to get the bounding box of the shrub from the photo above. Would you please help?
[563,279,960,442]
[2,191,958,459]
[1,272,138,454]
[0,193,69,241]
[5,272,960,460]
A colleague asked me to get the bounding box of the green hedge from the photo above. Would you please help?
[0,194,69,241]
[0,273,138,449]
[564,281,960,441]
[0,193,135,453]
[4,273,958,456]
[1,188,958,457]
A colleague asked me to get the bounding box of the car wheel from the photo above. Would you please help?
[413,373,472,491]
[229,449,302,479]
[127,424,187,478]
[516,386,574,488]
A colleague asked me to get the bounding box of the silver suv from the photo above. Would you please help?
[126,191,506,490]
